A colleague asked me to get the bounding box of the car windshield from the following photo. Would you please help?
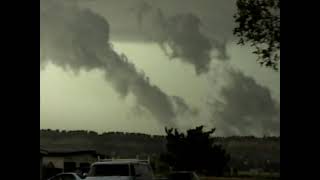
[88,164,130,176]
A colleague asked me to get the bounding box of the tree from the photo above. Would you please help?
[161,126,230,176]
[233,0,280,70]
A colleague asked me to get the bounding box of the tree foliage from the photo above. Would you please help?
[233,0,280,70]
[162,126,230,176]
[40,129,280,173]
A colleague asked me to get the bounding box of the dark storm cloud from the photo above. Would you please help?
[40,0,193,126]
[81,0,236,42]
[208,66,280,136]
[131,1,230,75]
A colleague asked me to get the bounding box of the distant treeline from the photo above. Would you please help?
[40,129,280,172]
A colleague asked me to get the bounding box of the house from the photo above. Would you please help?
[42,148,104,178]
[40,147,48,180]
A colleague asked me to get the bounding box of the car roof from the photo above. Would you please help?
[56,172,80,176]
[49,173,82,180]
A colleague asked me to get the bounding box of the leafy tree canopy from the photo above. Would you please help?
[162,126,230,176]
[233,0,280,70]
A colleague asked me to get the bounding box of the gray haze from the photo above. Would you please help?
[40,0,280,136]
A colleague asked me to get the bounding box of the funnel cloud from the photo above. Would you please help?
[132,1,230,75]
[40,0,194,126]
[208,66,280,136]
[40,0,279,136]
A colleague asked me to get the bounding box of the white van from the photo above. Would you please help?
[85,159,154,180]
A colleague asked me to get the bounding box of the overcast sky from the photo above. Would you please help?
[40,0,280,136]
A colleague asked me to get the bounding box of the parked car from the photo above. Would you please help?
[85,159,154,180]
[47,172,85,180]
[167,171,200,180]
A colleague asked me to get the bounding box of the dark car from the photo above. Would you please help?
[167,171,200,180]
